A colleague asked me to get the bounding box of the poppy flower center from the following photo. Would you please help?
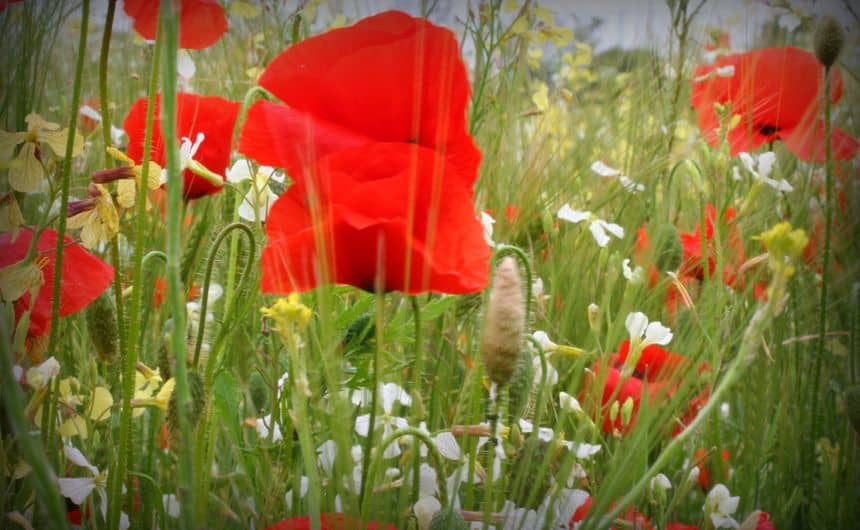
[756,124,779,137]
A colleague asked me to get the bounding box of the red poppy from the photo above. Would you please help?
[569,496,653,530]
[124,92,240,200]
[123,0,227,49]
[0,228,114,339]
[243,11,489,294]
[259,142,490,294]
[691,46,858,163]
[694,447,731,491]
[666,524,698,530]
[585,340,709,435]
[266,514,395,530]
[750,511,775,530]
[239,10,479,186]
[677,204,746,286]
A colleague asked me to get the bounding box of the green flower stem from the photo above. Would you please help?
[809,63,835,498]
[46,0,88,357]
[359,289,385,509]
[408,295,424,502]
[98,0,117,160]
[592,276,787,530]
[159,1,195,528]
[509,336,549,506]
[360,426,450,525]
[107,14,162,530]
[0,319,69,529]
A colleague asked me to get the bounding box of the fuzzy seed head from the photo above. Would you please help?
[482,257,525,386]
[814,15,845,68]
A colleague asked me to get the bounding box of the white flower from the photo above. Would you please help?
[532,330,558,352]
[557,204,624,247]
[651,473,672,492]
[25,357,60,390]
[559,392,582,413]
[317,440,337,475]
[414,422,461,460]
[705,483,740,529]
[413,496,442,530]
[160,132,205,185]
[518,418,555,442]
[77,104,126,145]
[177,50,196,83]
[590,161,643,192]
[284,476,309,510]
[354,383,412,458]
[622,258,645,284]
[480,211,497,248]
[735,151,793,192]
[57,446,129,530]
[618,175,645,193]
[255,414,282,442]
[162,494,181,519]
[532,354,558,386]
[625,311,673,347]
[476,422,507,481]
[227,159,285,222]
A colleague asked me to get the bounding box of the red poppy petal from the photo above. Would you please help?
[238,100,373,180]
[123,0,227,49]
[0,228,114,337]
[780,122,859,163]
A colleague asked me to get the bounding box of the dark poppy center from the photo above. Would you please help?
[757,124,779,137]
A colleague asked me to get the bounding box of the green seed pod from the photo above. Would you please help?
[508,348,534,419]
[844,384,860,435]
[248,371,270,414]
[652,223,683,273]
[429,507,469,530]
[167,370,207,448]
[814,15,844,68]
[85,289,118,361]
[482,257,525,387]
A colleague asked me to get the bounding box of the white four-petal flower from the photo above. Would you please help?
[558,204,625,247]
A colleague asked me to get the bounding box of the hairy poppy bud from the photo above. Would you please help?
[167,370,206,448]
[481,257,525,386]
[508,348,534,419]
[814,15,844,68]
[86,289,118,361]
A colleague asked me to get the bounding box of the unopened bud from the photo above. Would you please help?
[86,289,119,361]
[620,396,635,426]
[814,15,844,68]
[482,257,525,386]
[587,303,599,331]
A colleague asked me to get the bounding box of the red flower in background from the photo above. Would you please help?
[266,514,395,530]
[691,47,858,162]
[124,93,240,200]
[0,228,114,339]
[569,496,653,530]
[678,204,745,286]
[585,341,709,435]
[123,0,227,49]
[241,11,490,295]
[694,447,731,491]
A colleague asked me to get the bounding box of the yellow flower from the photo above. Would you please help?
[132,377,175,411]
[261,293,313,338]
[0,193,26,239]
[67,183,119,249]
[756,221,808,277]
[0,113,83,193]
[92,147,162,209]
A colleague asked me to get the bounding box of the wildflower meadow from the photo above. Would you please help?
[1,1,859,529]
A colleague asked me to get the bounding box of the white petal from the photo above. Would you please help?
[532,330,556,351]
[622,258,634,280]
[62,446,98,475]
[644,321,673,345]
[757,151,776,179]
[414,496,442,530]
[120,512,130,530]
[738,152,756,174]
[559,392,582,413]
[433,432,461,460]
[601,220,625,239]
[163,494,181,518]
[574,442,601,459]
[355,414,371,436]
[588,221,610,247]
[625,312,649,340]
[227,159,253,183]
[176,50,196,80]
[715,65,735,77]
[590,160,621,177]
[79,105,102,123]
[518,418,535,433]
[557,204,590,224]
[58,477,96,505]
[418,463,438,498]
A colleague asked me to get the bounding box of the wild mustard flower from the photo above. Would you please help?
[260,293,313,339]
[0,113,83,193]
[67,183,119,249]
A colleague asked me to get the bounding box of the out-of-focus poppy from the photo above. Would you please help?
[0,227,114,339]
[691,47,858,163]
[694,447,731,491]
[123,0,227,49]
[242,11,489,294]
[569,496,653,530]
[585,340,709,436]
[266,514,395,530]
[124,93,240,200]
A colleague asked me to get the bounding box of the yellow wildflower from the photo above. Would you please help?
[0,113,83,193]
[0,193,26,239]
[0,255,46,303]
[261,293,313,339]
[91,147,161,209]
[67,183,119,249]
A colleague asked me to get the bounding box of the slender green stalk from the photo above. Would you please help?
[359,289,385,510]
[98,0,117,160]
[408,295,424,502]
[107,15,162,530]
[809,63,835,506]
[46,0,88,357]
[159,2,195,528]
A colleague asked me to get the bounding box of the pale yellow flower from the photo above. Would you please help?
[0,193,26,238]
[0,113,83,193]
[67,184,119,249]
[93,147,161,210]
[0,255,46,303]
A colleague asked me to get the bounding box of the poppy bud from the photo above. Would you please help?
[85,289,118,361]
[844,384,860,435]
[508,348,534,419]
[167,370,206,448]
[814,15,844,68]
[481,257,525,387]
[429,507,469,530]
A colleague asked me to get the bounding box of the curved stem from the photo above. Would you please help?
[193,222,255,367]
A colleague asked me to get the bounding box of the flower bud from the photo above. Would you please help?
[620,396,635,426]
[481,257,525,386]
[167,370,206,449]
[814,15,844,68]
[86,289,119,361]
